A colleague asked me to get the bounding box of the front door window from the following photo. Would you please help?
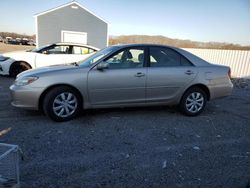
[103,48,145,69]
[41,45,71,54]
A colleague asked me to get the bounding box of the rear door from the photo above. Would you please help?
[146,46,198,102]
[88,47,147,105]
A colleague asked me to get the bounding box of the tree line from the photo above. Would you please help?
[109,35,250,50]
[1,32,249,50]
[0,32,35,40]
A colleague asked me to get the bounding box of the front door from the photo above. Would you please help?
[88,47,147,106]
[35,44,72,67]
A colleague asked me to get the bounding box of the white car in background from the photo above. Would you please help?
[0,42,99,77]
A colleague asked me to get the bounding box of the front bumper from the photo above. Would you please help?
[10,84,44,110]
[0,58,15,75]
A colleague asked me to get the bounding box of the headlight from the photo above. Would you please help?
[15,76,39,86]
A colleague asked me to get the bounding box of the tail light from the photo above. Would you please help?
[228,68,232,79]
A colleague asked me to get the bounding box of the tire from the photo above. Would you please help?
[43,86,82,122]
[9,62,30,78]
[179,87,207,116]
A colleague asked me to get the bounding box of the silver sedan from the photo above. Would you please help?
[10,44,233,122]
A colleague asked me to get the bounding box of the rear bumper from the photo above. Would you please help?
[209,82,233,100]
[10,84,43,110]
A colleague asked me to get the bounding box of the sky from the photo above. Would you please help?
[0,0,250,45]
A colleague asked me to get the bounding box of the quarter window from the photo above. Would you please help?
[181,56,193,66]
[104,48,144,69]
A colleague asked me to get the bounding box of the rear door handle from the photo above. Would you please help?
[135,72,145,77]
[185,70,195,75]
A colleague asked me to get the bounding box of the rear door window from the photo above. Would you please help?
[149,47,194,67]
[149,47,181,67]
[72,46,96,55]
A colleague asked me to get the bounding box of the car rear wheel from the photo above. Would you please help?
[9,62,31,78]
[179,87,207,116]
[43,87,82,122]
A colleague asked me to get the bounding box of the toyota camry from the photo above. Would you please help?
[10,44,233,122]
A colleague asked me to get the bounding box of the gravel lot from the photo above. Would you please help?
[0,43,33,54]
[0,76,250,188]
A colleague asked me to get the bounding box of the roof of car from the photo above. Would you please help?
[112,43,174,48]
[55,42,100,50]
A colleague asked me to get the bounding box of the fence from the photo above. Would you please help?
[183,48,250,78]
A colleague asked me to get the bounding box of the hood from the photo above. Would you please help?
[4,50,27,56]
[0,55,7,61]
[3,51,35,59]
[17,64,78,78]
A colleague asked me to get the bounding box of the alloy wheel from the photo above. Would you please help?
[53,92,78,118]
[185,92,204,113]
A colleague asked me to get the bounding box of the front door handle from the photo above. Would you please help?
[135,72,145,77]
[185,70,195,75]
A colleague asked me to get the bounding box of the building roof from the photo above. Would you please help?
[34,1,108,24]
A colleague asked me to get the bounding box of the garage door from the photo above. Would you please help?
[61,30,87,44]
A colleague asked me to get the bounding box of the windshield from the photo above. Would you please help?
[78,46,118,67]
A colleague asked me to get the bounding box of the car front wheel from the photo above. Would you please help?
[9,62,31,78]
[179,87,207,116]
[43,87,82,122]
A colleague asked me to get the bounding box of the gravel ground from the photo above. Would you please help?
[0,76,250,188]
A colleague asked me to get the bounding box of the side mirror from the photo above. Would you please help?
[42,51,48,55]
[96,62,109,70]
